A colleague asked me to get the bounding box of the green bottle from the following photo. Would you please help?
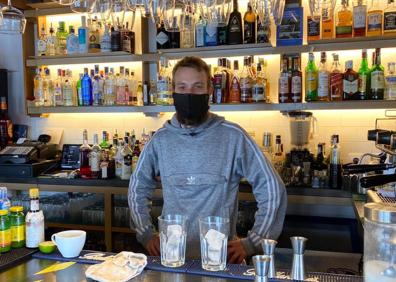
[358,49,369,100]
[305,51,318,101]
[0,209,11,253]
[56,21,68,55]
[100,131,110,149]
[77,73,83,106]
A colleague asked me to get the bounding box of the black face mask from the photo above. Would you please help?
[172,93,210,126]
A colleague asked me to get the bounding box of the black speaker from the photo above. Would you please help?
[0,69,8,102]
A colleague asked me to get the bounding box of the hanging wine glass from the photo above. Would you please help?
[111,0,127,28]
[217,0,231,25]
[309,0,323,21]
[0,0,26,34]
[93,0,113,23]
[53,0,76,6]
[71,0,96,13]
[271,0,285,26]
[162,0,177,31]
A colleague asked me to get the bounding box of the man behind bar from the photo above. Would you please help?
[128,56,286,263]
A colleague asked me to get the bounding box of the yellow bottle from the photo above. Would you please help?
[367,0,383,36]
[322,3,335,39]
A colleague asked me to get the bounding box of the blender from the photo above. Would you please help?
[284,111,316,187]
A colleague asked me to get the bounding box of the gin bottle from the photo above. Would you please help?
[385,62,396,100]
[36,25,47,56]
[103,67,115,105]
[156,21,170,49]
[53,69,63,106]
[43,68,54,106]
[56,21,68,55]
[63,70,75,106]
[195,16,206,47]
[100,25,112,52]
[66,26,79,54]
[157,57,172,105]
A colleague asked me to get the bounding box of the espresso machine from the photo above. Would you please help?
[284,111,316,187]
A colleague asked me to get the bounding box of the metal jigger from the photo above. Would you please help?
[253,255,271,282]
[261,239,277,278]
[290,236,308,281]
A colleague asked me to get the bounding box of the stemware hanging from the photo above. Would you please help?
[71,0,96,13]
[0,0,26,34]
[271,0,285,26]
[111,0,127,28]
[53,0,76,6]
[93,0,113,23]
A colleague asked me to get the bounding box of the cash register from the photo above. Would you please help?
[0,135,58,177]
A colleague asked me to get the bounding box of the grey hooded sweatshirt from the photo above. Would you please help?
[128,113,287,258]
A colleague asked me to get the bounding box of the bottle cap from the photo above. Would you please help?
[0,210,8,216]
[10,206,23,212]
[29,188,39,198]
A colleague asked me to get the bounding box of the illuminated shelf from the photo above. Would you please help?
[26,52,159,67]
[27,100,396,115]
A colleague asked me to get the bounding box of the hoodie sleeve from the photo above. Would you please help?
[235,131,287,256]
[128,138,160,248]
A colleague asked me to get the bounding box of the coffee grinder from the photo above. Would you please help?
[284,111,316,186]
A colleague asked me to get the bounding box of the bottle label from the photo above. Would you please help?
[358,73,367,93]
[30,199,39,212]
[371,70,385,90]
[101,162,108,179]
[156,32,169,45]
[336,25,352,35]
[0,230,11,248]
[279,74,289,94]
[318,71,329,97]
[90,151,101,172]
[306,72,318,92]
[243,22,255,43]
[229,16,242,33]
[217,26,227,45]
[330,73,343,99]
[367,12,383,31]
[26,219,44,248]
[252,85,265,102]
[307,17,320,37]
[78,29,87,44]
[240,78,252,101]
[37,40,47,55]
[291,76,301,94]
[195,26,205,47]
[384,12,396,31]
[257,22,270,43]
[205,23,217,44]
[353,5,367,28]
[229,77,240,103]
[343,78,358,94]
[11,225,25,242]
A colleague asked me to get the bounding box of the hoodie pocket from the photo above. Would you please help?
[166,173,227,187]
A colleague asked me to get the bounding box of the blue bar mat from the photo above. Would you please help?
[32,250,113,264]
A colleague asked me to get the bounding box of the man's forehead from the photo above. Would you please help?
[174,67,206,79]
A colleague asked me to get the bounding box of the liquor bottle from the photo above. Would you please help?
[259,58,270,102]
[217,8,228,45]
[132,140,141,171]
[116,67,127,105]
[181,14,194,48]
[291,57,302,103]
[353,0,367,37]
[329,135,342,189]
[43,68,53,107]
[56,21,68,55]
[114,138,123,178]
[343,60,359,100]
[367,0,383,36]
[157,57,172,105]
[272,135,284,177]
[385,62,396,100]
[111,27,121,51]
[169,16,181,49]
[122,22,135,53]
[33,68,44,106]
[384,0,396,36]
[76,73,83,106]
[312,143,328,189]
[240,57,252,103]
[213,59,224,104]
[149,80,157,105]
[370,48,385,100]
[330,53,343,101]
[252,63,266,102]
[136,81,143,106]
[257,16,270,43]
[66,26,79,54]
[195,16,206,47]
[229,60,241,103]
[307,16,321,41]
[243,2,256,44]
[0,97,12,150]
[81,68,93,106]
[36,25,47,56]
[358,49,370,99]
[279,56,291,103]
[79,129,92,178]
[121,136,133,180]
[205,18,218,47]
[322,2,334,39]
[25,188,44,248]
[53,69,63,106]
[156,20,170,49]
[143,81,150,106]
[99,131,110,149]
[305,51,318,102]
[103,67,114,105]
[124,68,132,104]
[63,70,75,106]
[336,0,353,38]
[92,65,104,106]
[227,0,243,44]
[100,25,112,52]
[88,18,101,52]
[318,52,330,101]
[90,134,101,179]
[47,24,57,56]
[78,16,89,53]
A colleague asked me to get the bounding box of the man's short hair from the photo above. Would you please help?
[172,56,212,89]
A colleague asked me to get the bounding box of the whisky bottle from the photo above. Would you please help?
[358,49,369,99]
[370,48,385,100]
[385,62,396,100]
[291,57,302,103]
[252,63,266,102]
[321,2,334,39]
[227,0,243,44]
[318,52,330,101]
[229,60,241,103]
[336,0,353,38]
[384,0,396,36]
[156,21,170,49]
[243,2,256,44]
[240,57,252,103]
[330,53,343,101]
[279,56,291,103]
[305,52,318,102]
[343,60,359,100]
[353,0,367,37]
[307,16,321,41]
[367,0,383,36]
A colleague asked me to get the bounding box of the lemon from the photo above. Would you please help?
[39,241,56,254]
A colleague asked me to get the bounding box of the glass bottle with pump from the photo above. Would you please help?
[25,188,44,248]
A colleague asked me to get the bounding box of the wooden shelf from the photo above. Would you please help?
[27,100,396,115]
[26,52,159,67]
[46,222,105,231]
